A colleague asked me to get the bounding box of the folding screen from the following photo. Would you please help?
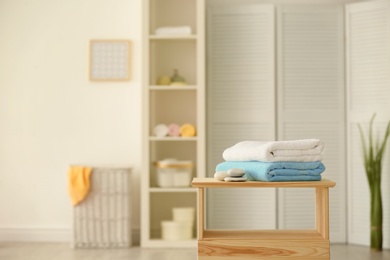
[277,5,346,243]
[346,0,390,248]
[206,4,276,229]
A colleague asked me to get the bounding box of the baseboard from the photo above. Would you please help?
[0,228,71,242]
[0,228,140,245]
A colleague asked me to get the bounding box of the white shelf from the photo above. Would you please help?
[149,136,197,141]
[149,34,197,40]
[149,85,197,90]
[142,0,205,248]
[149,187,197,193]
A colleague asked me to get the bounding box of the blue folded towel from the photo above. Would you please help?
[216,161,325,182]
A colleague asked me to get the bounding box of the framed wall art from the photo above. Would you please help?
[89,39,131,81]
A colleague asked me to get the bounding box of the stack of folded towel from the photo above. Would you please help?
[155,26,192,36]
[216,139,325,182]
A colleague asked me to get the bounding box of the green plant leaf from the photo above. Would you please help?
[368,113,375,162]
[358,124,368,164]
[377,121,390,161]
[358,113,388,250]
[358,113,390,185]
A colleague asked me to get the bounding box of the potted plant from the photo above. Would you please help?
[358,113,390,251]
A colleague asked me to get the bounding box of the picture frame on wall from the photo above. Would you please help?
[89,39,132,81]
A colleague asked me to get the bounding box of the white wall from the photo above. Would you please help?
[0,0,142,242]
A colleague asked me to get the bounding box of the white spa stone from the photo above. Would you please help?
[227,168,245,177]
[214,171,228,181]
[224,176,247,182]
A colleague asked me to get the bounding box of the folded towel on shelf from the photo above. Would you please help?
[155,26,192,36]
[68,166,92,206]
[216,161,325,182]
[222,139,324,162]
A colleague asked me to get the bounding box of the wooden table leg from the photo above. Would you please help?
[316,187,329,239]
[197,187,204,240]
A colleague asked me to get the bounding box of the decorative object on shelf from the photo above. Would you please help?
[155,26,192,36]
[213,168,247,182]
[214,171,228,181]
[358,113,390,251]
[224,176,247,182]
[224,168,247,182]
[157,76,171,85]
[161,221,193,240]
[170,69,187,86]
[227,168,246,177]
[155,159,193,187]
[168,123,181,137]
[161,207,195,240]
[180,123,196,137]
[153,124,169,137]
[89,39,131,81]
[172,207,195,222]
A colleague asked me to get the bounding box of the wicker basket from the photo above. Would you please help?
[72,166,131,248]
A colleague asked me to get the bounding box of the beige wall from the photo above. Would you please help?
[0,0,142,241]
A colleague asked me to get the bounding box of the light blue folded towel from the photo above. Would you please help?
[215,161,325,182]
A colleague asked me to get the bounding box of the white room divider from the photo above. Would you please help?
[206,0,390,248]
[207,3,346,242]
[206,4,276,229]
[346,0,390,248]
[276,5,346,243]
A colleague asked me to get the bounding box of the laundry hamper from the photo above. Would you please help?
[72,166,131,248]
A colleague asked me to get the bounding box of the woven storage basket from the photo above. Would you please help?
[72,166,131,248]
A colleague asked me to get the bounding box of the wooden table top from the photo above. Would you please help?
[191,178,336,188]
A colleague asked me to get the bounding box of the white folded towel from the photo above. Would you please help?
[155,26,192,36]
[222,139,324,162]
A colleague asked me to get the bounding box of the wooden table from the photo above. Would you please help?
[191,178,336,260]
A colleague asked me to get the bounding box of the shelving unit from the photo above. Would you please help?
[141,0,205,248]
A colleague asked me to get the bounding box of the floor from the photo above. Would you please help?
[0,243,389,260]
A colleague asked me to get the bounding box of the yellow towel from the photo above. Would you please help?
[68,166,92,206]
[180,123,196,137]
